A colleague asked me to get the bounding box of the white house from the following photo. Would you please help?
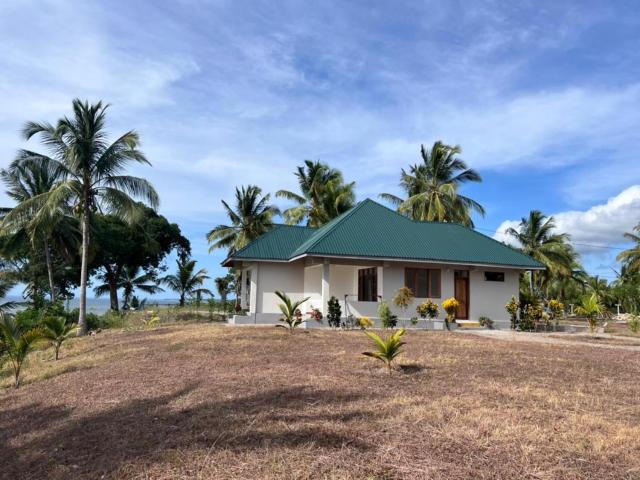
[223,199,543,329]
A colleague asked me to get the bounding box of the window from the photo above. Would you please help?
[484,271,505,282]
[404,268,441,298]
[358,267,378,302]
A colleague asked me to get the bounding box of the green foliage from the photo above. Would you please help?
[161,257,212,307]
[520,302,543,331]
[505,296,520,330]
[416,299,439,319]
[0,314,43,387]
[357,316,374,330]
[378,301,397,329]
[380,142,484,227]
[478,316,494,329]
[576,293,605,333]
[327,296,341,328]
[276,160,355,227]
[628,315,640,334]
[275,291,309,333]
[362,328,406,373]
[41,315,76,360]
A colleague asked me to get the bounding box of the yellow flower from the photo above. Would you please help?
[442,297,459,315]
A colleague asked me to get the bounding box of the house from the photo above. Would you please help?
[222,199,544,329]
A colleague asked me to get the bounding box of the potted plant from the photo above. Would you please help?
[392,287,414,327]
[442,297,459,331]
[416,299,439,328]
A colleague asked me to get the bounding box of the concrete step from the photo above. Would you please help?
[457,320,482,328]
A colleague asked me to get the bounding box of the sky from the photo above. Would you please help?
[1,0,639,298]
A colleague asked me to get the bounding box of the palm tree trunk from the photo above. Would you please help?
[78,208,90,336]
[109,281,119,311]
[43,239,56,303]
[179,293,185,307]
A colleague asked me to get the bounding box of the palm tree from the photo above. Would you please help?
[207,185,279,254]
[0,314,42,387]
[505,210,574,294]
[95,265,163,310]
[162,258,211,307]
[276,160,355,227]
[618,223,640,273]
[274,290,309,333]
[0,160,79,303]
[380,142,484,226]
[2,99,159,335]
[214,273,234,312]
[41,316,76,360]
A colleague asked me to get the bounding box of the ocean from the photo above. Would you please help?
[4,296,184,315]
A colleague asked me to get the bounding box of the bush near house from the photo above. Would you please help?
[442,297,459,331]
[378,301,397,329]
[327,296,341,328]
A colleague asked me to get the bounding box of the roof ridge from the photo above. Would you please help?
[290,200,370,256]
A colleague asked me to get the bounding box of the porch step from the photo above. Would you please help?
[457,320,482,329]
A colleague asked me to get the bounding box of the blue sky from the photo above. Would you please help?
[1,0,639,297]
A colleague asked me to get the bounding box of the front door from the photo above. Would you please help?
[454,270,469,319]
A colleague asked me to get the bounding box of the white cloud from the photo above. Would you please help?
[494,185,640,254]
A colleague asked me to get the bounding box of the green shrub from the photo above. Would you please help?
[327,296,341,328]
[505,296,520,330]
[378,301,397,329]
[275,291,309,333]
[628,315,640,334]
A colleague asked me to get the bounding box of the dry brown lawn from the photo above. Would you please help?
[2,324,640,479]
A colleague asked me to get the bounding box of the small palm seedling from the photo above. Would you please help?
[0,314,43,387]
[576,293,605,333]
[362,328,406,373]
[41,316,77,360]
[275,291,309,333]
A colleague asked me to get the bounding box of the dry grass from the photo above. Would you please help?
[2,324,640,479]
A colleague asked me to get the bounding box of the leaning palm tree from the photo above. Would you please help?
[161,258,211,307]
[41,316,77,360]
[276,160,355,227]
[2,100,159,335]
[618,223,640,274]
[380,142,484,226]
[505,210,574,294]
[0,160,79,302]
[207,185,279,254]
[0,314,42,387]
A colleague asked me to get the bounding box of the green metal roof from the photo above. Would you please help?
[224,199,544,269]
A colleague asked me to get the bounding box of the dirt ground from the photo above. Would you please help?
[2,324,640,479]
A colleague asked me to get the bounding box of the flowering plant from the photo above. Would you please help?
[441,297,459,331]
[357,316,374,330]
[505,296,520,329]
[307,307,323,322]
[417,300,439,319]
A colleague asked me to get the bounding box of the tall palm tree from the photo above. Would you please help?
[2,99,159,335]
[380,142,484,226]
[214,273,234,312]
[95,265,163,310]
[505,210,574,294]
[617,223,640,273]
[276,160,355,227]
[207,185,279,254]
[161,258,211,307]
[0,160,78,302]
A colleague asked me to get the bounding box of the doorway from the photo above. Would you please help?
[454,270,469,319]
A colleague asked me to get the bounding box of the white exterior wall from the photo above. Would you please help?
[240,259,523,327]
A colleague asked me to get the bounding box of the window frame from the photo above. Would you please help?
[484,271,505,282]
[404,267,441,298]
[357,267,378,302]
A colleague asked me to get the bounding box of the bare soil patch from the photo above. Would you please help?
[2,324,640,479]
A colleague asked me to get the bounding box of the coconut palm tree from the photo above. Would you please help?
[505,210,575,294]
[214,273,234,312]
[0,314,42,387]
[95,265,163,310]
[276,160,355,227]
[618,223,640,273]
[161,258,211,307]
[2,99,159,335]
[0,160,79,302]
[380,142,484,226]
[207,185,279,254]
[41,315,76,360]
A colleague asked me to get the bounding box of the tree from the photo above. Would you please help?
[618,223,640,274]
[214,272,235,312]
[91,208,188,310]
[96,265,164,310]
[505,210,575,295]
[276,160,355,227]
[274,290,309,333]
[0,159,79,303]
[41,315,76,360]
[3,100,159,335]
[162,258,211,307]
[576,293,605,333]
[207,185,279,254]
[0,314,42,387]
[380,142,484,226]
